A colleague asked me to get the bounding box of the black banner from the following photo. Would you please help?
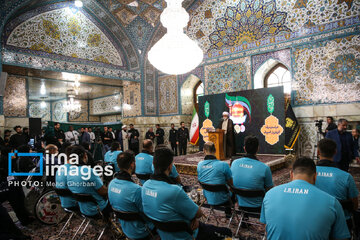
[284,103,300,149]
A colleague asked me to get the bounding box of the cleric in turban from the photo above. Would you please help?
[217,111,235,158]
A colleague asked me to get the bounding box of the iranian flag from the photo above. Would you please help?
[189,107,199,145]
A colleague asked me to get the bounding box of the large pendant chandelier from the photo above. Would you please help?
[148,0,203,75]
[63,95,81,113]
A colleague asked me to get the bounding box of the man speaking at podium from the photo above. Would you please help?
[218,112,235,158]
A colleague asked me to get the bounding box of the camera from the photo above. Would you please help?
[315,119,323,132]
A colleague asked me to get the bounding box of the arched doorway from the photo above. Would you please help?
[180,74,202,115]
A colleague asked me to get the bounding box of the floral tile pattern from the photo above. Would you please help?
[208,0,291,52]
[29,101,51,121]
[6,7,124,66]
[158,75,178,115]
[186,0,360,56]
[293,35,360,105]
[3,76,27,117]
[123,82,142,117]
[252,48,291,75]
[204,57,251,95]
[90,94,122,115]
[52,100,67,123]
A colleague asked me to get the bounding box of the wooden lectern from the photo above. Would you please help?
[208,129,225,160]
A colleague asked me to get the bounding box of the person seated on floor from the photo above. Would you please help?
[67,146,111,217]
[104,142,122,173]
[108,151,156,240]
[142,147,232,240]
[261,157,350,240]
[231,136,273,208]
[197,141,233,217]
[55,145,78,210]
[135,139,155,185]
[151,144,182,185]
[315,138,359,233]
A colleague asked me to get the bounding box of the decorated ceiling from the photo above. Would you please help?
[6,7,124,66]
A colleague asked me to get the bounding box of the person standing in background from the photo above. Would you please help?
[108,127,115,143]
[169,124,178,156]
[80,127,91,144]
[88,127,96,151]
[322,116,337,137]
[22,127,30,144]
[352,129,360,161]
[101,126,113,152]
[115,127,123,151]
[53,122,65,148]
[128,124,139,154]
[65,125,79,145]
[9,126,28,150]
[326,119,359,171]
[155,124,165,145]
[122,125,129,151]
[4,130,11,147]
[177,122,189,155]
[145,127,155,141]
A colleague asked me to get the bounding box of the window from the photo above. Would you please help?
[193,81,204,112]
[264,63,291,96]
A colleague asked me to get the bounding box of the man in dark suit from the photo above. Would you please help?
[326,119,359,171]
[217,112,235,158]
[128,124,140,154]
[115,128,123,151]
[177,122,189,155]
[155,124,165,145]
[54,122,65,148]
[169,123,178,156]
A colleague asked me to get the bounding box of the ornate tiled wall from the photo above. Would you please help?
[3,76,27,117]
[90,95,121,115]
[123,82,141,117]
[89,115,101,122]
[101,115,121,123]
[68,100,88,122]
[293,35,360,105]
[204,57,251,95]
[52,100,67,122]
[178,66,205,87]
[158,75,178,115]
[144,26,166,115]
[252,48,291,75]
[29,101,51,121]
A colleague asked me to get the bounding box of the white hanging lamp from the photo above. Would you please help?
[148,0,203,75]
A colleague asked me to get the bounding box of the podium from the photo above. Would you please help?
[208,129,225,160]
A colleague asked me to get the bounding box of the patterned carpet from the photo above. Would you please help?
[4,166,360,240]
